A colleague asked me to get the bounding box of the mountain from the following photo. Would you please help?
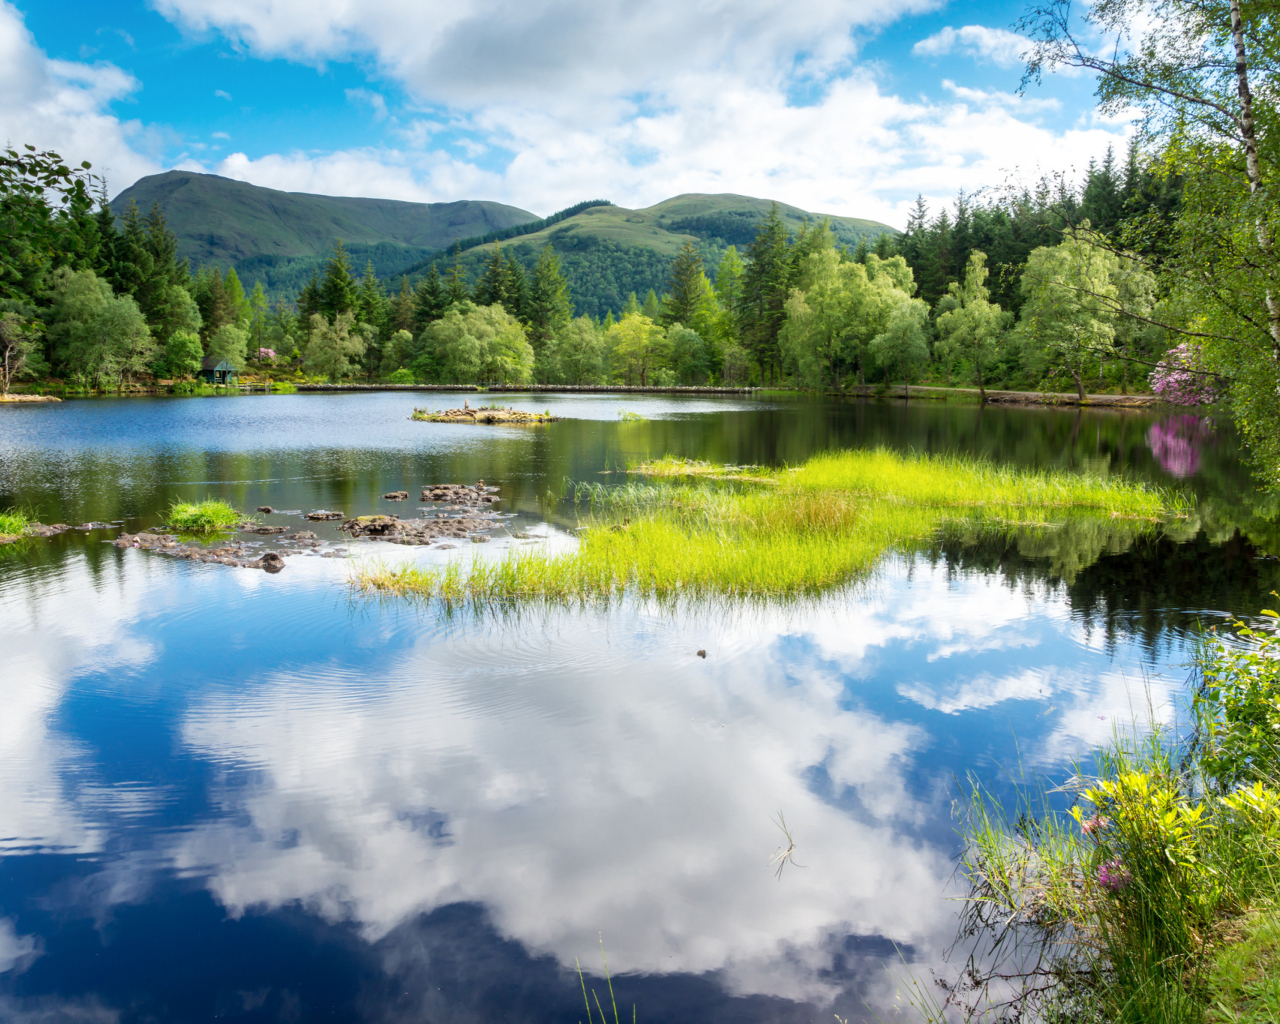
[113,172,897,317]
[417,193,898,318]
[111,171,537,296]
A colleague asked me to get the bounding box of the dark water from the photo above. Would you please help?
[0,392,1275,1024]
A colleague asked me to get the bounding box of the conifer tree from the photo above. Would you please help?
[111,200,155,299]
[622,292,641,316]
[504,252,528,319]
[740,202,792,382]
[526,245,572,351]
[663,240,705,326]
[444,242,468,305]
[319,239,358,319]
[298,273,323,323]
[413,265,447,331]
[391,276,415,333]
[641,289,662,321]
[474,246,508,307]
[223,267,250,327]
[357,260,388,333]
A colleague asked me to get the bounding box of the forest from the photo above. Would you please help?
[3,0,1280,490]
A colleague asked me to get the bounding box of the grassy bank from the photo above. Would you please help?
[351,448,1184,606]
[951,610,1280,1023]
[164,499,243,533]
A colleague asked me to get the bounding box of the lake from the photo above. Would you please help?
[0,392,1275,1023]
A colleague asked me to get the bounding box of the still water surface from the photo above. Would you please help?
[0,393,1276,1023]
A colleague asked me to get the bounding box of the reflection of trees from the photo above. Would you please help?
[921,526,1280,657]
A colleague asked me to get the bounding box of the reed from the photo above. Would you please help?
[352,448,1183,607]
[164,498,243,533]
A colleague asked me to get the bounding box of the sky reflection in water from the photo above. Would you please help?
[0,393,1273,1023]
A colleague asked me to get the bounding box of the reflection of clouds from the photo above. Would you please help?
[0,917,38,974]
[173,607,952,1004]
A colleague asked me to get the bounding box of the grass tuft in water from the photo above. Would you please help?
[165,498,243,533]
[0,506,32,538]
[352,448,1185,608]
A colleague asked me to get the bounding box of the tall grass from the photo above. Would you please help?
[0,506,32,537]
[352,448,1184,607]
[165,498,243,533]
[946,611,1280,1023]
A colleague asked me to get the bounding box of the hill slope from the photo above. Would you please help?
[467,193,893,256]
[112,171,536,267]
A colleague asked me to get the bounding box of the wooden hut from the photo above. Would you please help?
[197,357,238,386]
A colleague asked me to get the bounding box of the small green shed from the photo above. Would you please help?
[198,357,238,386]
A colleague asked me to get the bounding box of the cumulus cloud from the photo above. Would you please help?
[0,1,160,189]
[913,24,1027,66]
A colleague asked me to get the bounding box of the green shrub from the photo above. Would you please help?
[0,507,31,537]
[387,367,415,385]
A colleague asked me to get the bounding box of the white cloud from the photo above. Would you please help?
[345,87,389,121]
[913,25,1027,67]
[214,88,232,100]
[0,2,160,190]
[211,130,230,139]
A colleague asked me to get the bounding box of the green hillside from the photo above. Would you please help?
[111,171,536,298]
[412,193,897,318]
[113,172,897,316]
[464,193,892,256]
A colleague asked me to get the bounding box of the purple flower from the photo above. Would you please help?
[1148,343,1221,406]
[1097,858,1131,892]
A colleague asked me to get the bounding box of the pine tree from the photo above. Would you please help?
[223,267,250,327]
[391,276,415,333]
[740,202,791,382]
[663,240,705,326]
[111,200,154,298]
[248,281,269,354]
[357,260,388,331]
[474,246,508,307]
[414,265,447,331]
[92,201,118,282]
[298,272,323,323]
[641,289,661,320]
[319,239,358,319]
[445,242,469,304]
[622,292,641,316]
[526,245,571,350]
[504,252,528,319]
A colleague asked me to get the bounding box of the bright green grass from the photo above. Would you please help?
[352,447,1184,605]
[165,499,243,533]
[1209,910,1280,1022]
[0,507,31,538]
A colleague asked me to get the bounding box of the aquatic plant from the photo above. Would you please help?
[946,610,1280,1023]
[0,506,31,538]
[164,498,243,533]
[351,448,1184,605]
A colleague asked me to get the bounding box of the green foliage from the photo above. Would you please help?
[207,324,248,370]
[868,297,930,386]
[935,250,1007,399]
[303,311,367,382]
[162,329,204,378]
[952,607,1280,1023]
[414,302,534,385]
[164,498,242,533]
[1195,609,1280,792]
[386,367,414,385]
[540,316,605,384]
[606,313,667,385]
[526,244,573,352]
[319,240,358,318]
[45,267,155,389]
[0,312,45,394]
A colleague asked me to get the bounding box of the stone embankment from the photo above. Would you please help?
[0,394,62,403]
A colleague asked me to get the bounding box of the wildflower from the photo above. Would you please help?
[1080,815,1110,836]
[1097,858,1131,892]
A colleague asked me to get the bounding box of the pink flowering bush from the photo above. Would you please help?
[1148,343,1221,405]
[1145,414,1216,478]
[257,347,277,363]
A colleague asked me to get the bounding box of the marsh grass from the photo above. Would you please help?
[165,498,244,533]
[945,613,1280,1023]
[352,448,1185,607]
[0,506,32,538]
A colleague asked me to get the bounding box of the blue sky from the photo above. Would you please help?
[1,0,1124,227]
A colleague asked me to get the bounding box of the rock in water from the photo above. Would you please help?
[383,491,409,500]
[256,506,274,513]
[258,551,285,573]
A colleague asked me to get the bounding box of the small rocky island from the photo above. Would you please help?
[411,401,557,424]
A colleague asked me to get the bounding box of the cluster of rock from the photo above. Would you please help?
[410,404,557,424]
[1,521,117,544]
[109,532,326,572]
[421,481,500,507]
[340,513,496,545]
